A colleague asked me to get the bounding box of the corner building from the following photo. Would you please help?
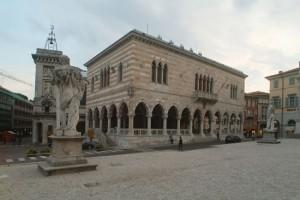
[85,30,247,147]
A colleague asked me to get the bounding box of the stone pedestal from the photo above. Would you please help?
[257,129,280,144]
[38,136,97,176]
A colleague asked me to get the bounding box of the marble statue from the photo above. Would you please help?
[266,103,275,131]
[52,66,87,136]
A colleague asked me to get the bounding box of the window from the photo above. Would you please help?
[157,62,162,83]
[199,75,202,91]
[152,61,156,82]
[195,74,198,90]
[286,94,298,108]
[289,77,295,85]
[273,80,279,88]
[100,70,103,88]
[118,63,123,82]
[91,77,94,92]
[163,64,168,84]
[272,96,281,108]
[230,84,238,99]
[107,67,110,86]
[288,120,296,126]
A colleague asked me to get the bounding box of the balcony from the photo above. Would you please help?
[193,91,218,104]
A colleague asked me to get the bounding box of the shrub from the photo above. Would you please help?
[26,148,38,156]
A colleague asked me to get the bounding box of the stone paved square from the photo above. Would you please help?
[1,139,300,200]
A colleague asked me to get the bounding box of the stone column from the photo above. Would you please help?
[42,124,48,145]
[147,114,152,136]
[200,119,205,137]
[177,117,181,135]
[189,117,193,135]
[129,114,134,136]
[32,121,37,144]
[107,115,111,135]
[99,117,103,134]
[117,114,121,135]
[163,114,167,135]
[85,114,88,134]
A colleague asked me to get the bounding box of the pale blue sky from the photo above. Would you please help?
[0,0,300,99]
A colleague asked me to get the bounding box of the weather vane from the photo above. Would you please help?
[44,25,58,50]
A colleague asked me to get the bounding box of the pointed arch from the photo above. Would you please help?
[134,102,148,128]
[181,108,190,129]
[94,107,100,128]
[163,64,168,84]
[119,102,129,128]
[203,75,206,91]
[110,104,117,130]
[101,106,108,133]
[88,109,93,128]
[167,106,178,129]
[157,62,162,83]
[195,73,198,90]
[193,109,202,134]
[204,110,212,135]
[118,62,123,82]
[152,61,156,82]
[151,104,164,129]
[199,75,202,91]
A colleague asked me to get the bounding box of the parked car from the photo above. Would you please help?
[225,135,241,144]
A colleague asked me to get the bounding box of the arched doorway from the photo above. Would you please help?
[222,113,229,134]
[167,106,178,135]
[230,114,236,134]
[181,108,190,135]
[94,107,100,128]
[119,103,129,129]
[151,104,163,134]
[110,105,117,134]
[88,109,93,128]
[204,111,212,136]
[214,111,221,135]
[134,102,147,129]
[193,109,202,134]
[101,107,108,133]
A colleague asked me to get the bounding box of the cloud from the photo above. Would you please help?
[0,0,300,99]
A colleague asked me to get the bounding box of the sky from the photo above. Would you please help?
[0,0,300,99]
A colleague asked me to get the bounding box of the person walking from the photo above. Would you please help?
[178,136,183,151]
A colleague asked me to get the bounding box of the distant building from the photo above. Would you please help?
[31,26,86,144]
[244,91,269,133]
[84,30,247,148]
[0,86,33,133]
[265,63,300,137]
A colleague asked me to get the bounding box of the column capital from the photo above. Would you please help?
[147,114,152,118]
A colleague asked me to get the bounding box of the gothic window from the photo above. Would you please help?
[152,61,156,82]
[157,62,162,83]
[103,69,106,87]
[118,63,123,82]
[163,64,168,84]
[203,76,206,91]
[210,78,213,93]
[195,74,198,90]
[107,67,110,86]
[199,75,202,91]
[100,70,103,88]
[91,77,94,92]
[206,76,210,92]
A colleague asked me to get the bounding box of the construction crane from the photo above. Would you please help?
[0,69,33,87]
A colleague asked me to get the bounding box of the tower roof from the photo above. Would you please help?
[44,25,58,50]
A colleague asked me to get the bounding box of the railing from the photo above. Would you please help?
[193,91,218,102]
[167,129,177,135]
[180,129,189,135]
[151,129,163,135]
[119,128,128,135]
[133,129,148,135]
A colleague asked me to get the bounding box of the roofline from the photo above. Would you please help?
[265,67,299,80]
[84,29,248,78]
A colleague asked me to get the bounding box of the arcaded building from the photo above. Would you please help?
[85,30,247,147]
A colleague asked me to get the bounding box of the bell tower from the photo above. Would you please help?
[31,25,70,144]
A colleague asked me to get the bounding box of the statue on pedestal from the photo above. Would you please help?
[266,103,275,131]
[52,66,87,136]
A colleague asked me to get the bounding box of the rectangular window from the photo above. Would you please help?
[272,96,281,108]
[286,94,298,108]
[289,77,295,85]
[273,80,279,88]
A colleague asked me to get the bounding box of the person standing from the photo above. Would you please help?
[178,136,183,151]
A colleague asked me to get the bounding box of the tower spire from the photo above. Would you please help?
[44,25,58,50]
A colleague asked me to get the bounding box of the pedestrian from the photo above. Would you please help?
[178,136,183,151]
[251,129,255,140]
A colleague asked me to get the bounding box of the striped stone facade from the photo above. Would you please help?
[85,30,247,148]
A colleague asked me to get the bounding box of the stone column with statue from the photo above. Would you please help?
[38,65,97,176]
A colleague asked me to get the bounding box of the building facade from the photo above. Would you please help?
[244,91,269,133]
[85,30,247,147]
[31,27,86,144]
[0,86,33,133]
[266,64,300,137]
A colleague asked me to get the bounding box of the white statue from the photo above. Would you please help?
[266,103,275,131]
[52,66,87,136]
